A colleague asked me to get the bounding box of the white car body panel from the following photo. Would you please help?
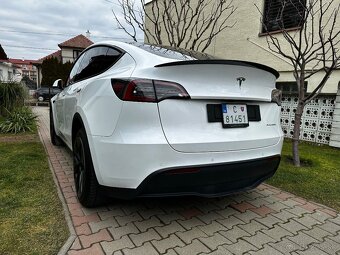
[51,41,284,195]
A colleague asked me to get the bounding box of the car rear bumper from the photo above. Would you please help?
[100,155,281,199]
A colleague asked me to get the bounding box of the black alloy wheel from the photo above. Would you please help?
[73,128,100,207]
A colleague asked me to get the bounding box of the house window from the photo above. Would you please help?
[73,50,82,59]
[276,81,307,94]
[262,0,305,33]
[8,71,13,80]
[0,69,3,80]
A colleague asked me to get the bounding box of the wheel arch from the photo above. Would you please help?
[72,113,85,144]
[71,111,104,185]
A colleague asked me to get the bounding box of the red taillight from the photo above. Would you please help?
[111,78,190,102]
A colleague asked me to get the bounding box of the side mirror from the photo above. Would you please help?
[52,79,63,90]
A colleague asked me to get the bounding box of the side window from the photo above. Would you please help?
[76,47,108,81]
[106,48,123,67]
[67,53,85,86]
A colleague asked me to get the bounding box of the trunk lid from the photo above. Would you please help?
[154,62,282,153]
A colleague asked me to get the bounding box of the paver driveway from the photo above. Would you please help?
[34,107,340,255]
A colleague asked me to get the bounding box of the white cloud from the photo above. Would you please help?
[0,0,145,60]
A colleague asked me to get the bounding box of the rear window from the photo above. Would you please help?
[131,43,219,61]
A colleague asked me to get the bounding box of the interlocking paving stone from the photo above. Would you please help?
[108,223,140,240]
[261,224,294,241]
[68,243,105,255]
[303,226,334,242]
[199,232,232,250]
[176,227,208,244]
[197,211,225,224]
[279,219,309,234]
[115,213,142,227]
[218,215,245,229]
[79,229,112,248]
[249,244,284,255]
[178,217,206,230]
[155,221,186,238]
[89,218,119,233]
[243,231,276,249]
[269,238,304,254]
[199,246,233,255]
[313,237,340,254]
[287,232,318,249]
[32,106,340,255]
[297,246,329,255]
[256,214,284,228]
[198,221,227,236]
[272,209,298,222]
[239,220,269,235]
[101,236,135,253]
[223,239,258,254]
[220,225,252,243]
[129,228,162,246]
[134,216,163,232]
[175,239,210,255]
[123,241,159,255]
[151,234,185,253]
[309,210,335,223]
[234,210,261,223]
[318,221,340,235]
[296,214,322,228]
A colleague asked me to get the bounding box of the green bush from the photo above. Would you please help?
[0,82,27,115]
[0,107,37,133]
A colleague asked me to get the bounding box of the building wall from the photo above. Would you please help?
[145,0,340,94]
[330,83,340,147]
[61,48,75,64]
[0,62,19,82]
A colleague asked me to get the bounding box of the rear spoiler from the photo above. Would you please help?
[155,60,280,78]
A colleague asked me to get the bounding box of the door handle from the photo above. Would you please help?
[73,88,82,93]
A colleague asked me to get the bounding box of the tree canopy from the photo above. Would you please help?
[41,57,72,86]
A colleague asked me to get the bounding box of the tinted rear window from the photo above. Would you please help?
[132,43,218,61]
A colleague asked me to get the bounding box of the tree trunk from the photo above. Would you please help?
[292,101,304,166]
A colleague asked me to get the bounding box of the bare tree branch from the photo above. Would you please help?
[258,0,340,166]
[111,0,237,52]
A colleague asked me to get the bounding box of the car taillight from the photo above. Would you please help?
[111,78,190,102]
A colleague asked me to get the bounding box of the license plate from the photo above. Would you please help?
[221,104,249,128]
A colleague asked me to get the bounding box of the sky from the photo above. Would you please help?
[0,0,145,60]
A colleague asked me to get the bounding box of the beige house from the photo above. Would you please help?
[145,0,340,146]
[35,34,93,86]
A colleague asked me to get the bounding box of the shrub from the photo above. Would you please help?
[0,107,37,133]
[0,81,27,115]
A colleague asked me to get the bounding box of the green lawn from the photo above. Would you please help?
[0,139,68,254]
[267,139,340,211]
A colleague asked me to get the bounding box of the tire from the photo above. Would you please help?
[38,96,44,102]
[73,128,100,207]
[50,106,63,146]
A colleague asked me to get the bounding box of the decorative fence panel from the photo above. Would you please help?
[280,95,336,144]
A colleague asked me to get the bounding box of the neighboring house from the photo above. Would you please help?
[34,34,93,86]
[0,60,20,82]
[7,58,38,84]
[145,0,340,147]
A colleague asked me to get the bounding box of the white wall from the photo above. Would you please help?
[0,62,21,82]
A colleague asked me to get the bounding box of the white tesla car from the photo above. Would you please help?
[50,41,283,207]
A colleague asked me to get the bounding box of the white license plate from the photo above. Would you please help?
[221,104,249,128]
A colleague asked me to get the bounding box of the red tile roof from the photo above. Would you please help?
[36,50,62,64]
[8,58,38,65]
[58,34,93,49]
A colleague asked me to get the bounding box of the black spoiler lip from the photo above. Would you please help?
[155,60,280,79]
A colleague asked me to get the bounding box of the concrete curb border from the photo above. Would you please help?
[37,125,76,255]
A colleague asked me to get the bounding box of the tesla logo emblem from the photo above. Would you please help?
[237,77,246,88]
